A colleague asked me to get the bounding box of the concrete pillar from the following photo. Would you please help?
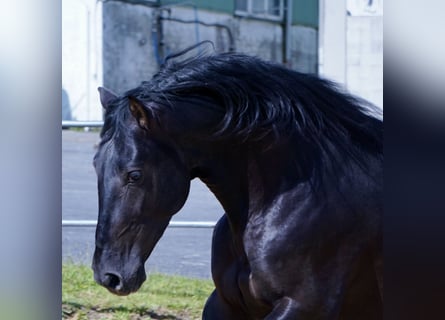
[318,0,346,85]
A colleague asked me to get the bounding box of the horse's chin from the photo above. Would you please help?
[106,286,139,296]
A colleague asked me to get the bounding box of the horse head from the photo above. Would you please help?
[92,87,191,295]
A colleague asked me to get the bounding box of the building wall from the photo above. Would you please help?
[319,0,383,109]
[62,1,382,120]
[102,2,158,93]
[62,1,319,120]
[159,7,283,62]
[346,16,383,108]
[62,1,322,120]
[102,2,318,95]
[62,0,102,121]
[290,25,318,73]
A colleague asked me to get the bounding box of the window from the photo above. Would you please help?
[235,0,284,21]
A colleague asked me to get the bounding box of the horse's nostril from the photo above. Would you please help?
[103,272,122,290]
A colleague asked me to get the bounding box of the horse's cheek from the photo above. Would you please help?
[166,174,190,213]
[152,164,190,215]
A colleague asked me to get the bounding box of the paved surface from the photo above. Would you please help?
[62,130,224,279]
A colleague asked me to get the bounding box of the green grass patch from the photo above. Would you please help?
[62,263,214,320]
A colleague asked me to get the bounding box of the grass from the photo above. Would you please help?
[62,263,214,320]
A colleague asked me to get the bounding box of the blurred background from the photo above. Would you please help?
[62,0,383,123]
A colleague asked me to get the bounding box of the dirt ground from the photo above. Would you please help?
[62,303,196,320]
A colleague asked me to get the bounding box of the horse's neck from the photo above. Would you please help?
[198,139,381,242]
[199,141,303,234]
[198,147,250,235]
[246,142,305,213]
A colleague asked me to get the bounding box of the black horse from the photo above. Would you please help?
[92,52,382,319]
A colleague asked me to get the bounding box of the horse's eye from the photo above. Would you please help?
[127,170,142,183]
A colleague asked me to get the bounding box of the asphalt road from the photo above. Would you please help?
[62,129,224,279]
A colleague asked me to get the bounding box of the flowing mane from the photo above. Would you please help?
[132,53,380,145]
[102,52,382,183]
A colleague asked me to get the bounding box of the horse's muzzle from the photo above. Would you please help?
[93,268,146,296]
[92,248,147,295]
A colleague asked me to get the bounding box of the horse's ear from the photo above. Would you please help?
[128,97,151,130]
[98,87,117,109]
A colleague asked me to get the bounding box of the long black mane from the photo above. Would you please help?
[103,52,382,184]
[133,53,380,144]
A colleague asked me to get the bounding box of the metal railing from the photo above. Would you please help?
[62,120,104,128]
[62,220,216,228]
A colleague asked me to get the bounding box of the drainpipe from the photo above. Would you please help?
[283,0,293,66]
[86,8,91,120]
